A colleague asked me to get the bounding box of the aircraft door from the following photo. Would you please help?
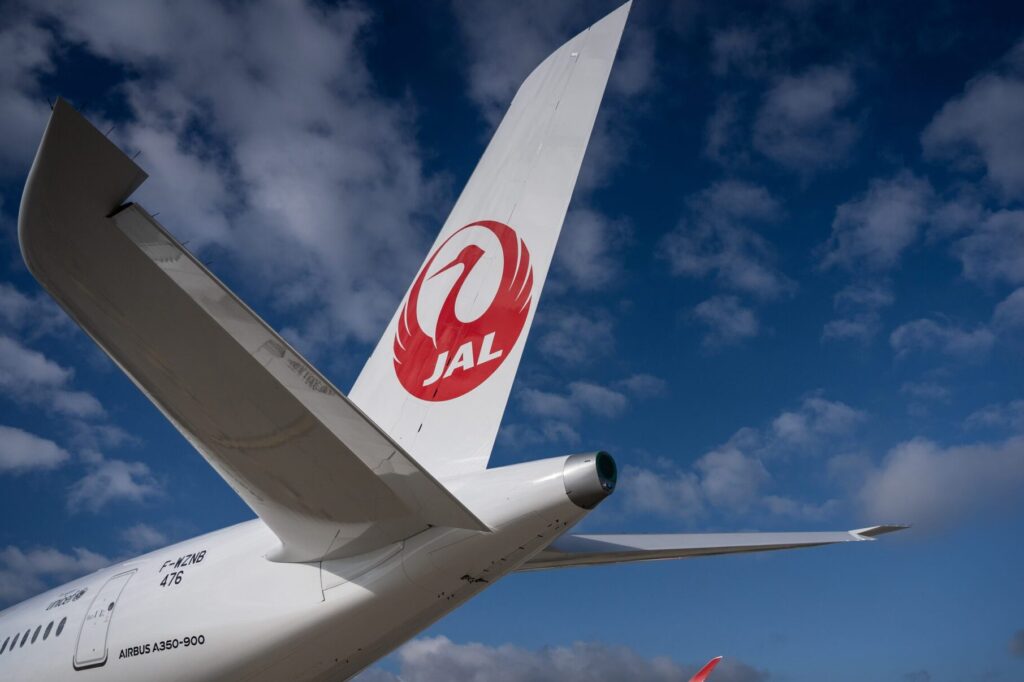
[73,569,136,670]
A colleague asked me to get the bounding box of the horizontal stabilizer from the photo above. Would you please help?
[19,100,487,563]
[519,526,908,571]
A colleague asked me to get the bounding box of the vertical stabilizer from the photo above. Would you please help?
[349,3,632,479]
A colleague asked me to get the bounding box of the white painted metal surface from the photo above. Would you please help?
[349,2,633,480]
[0,3,904,680]
[73,570,136,670]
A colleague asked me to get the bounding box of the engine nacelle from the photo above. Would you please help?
[562,451,617,509]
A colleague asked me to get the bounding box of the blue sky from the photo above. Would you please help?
[1,1,1024,680]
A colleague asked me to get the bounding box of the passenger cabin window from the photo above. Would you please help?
[1,636,8,654]
[56,617,66,637]
[20,629,29,647]
[31,625,40,644]
[43,621,53,640]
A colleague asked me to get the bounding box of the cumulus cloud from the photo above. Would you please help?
[5,1,455,355]
[753,65,859,171]
[696,446,770,513]
[620,462,705,521]
[0,283,71,339]
[822,280,895,343]
[67,450,162,513]
[0,17,53,177]
[663,181,792,299]
[0,425,70,473]
[0,335,105,418]
[821,172,934,271]
[120,523,169,553]
[922,38,1024,201]
[857,435,1024,527]
[900,381,951,404]
[518,381,629,422]
[0,545,109,606]
[965,400,1024,432]
[551,209,631,292]
[505,373,662,448]
[889,318,995,359]
[537,310,615,365]
[693,295,759,348]
[619,395,857,522]
[993,287,1024,330]
[357,636,768,682]
[615,373,668,397]
[497,421,581,449]
[770,396,866,449]
[951,209,1024,286]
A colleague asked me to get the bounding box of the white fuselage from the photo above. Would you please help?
[0,457,588,681]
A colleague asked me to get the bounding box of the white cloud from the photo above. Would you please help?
[497,421,581,449]
[356,635,768,682]
[889,318,995,358]
[693,295,759,348]
[67,451,162,513]
[619,462,704,522]
[762,495,839,521]
[11,1,452,354]
[0,335,105,418]
[552,209,630,292]
[120,524,169,553]
[663,181,792,299]
[567,381,628,418]
[900,381,951,403]
[823,280,895,343]
[0,283,71,338]
[696,446,770,513]
[615,373,668,397]
[821,172,934,271]
[0,545,109,605]
[0,335,69,387]
[753,65,859,171]
[922,38,1024,201]
[0,425,70,473]
[965,400,1024,432]
[857,435,1024,527]
[0,18,54,177]
[507,373,658,447]
[518,381,628,422]
[618,395,862,522]
[537,311,614,366]
[770,396,866,450]
[994,287,1024,330]
[951,210,1024,286]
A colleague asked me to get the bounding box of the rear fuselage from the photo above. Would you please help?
[0,456,596,681]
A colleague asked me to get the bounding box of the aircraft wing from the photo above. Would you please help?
[19,99,487,562]
[518,525,907,571]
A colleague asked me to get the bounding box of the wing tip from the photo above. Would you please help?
[850,524,910,540]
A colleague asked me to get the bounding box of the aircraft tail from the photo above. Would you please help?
[349,3,632,479]
[690,657,723,682]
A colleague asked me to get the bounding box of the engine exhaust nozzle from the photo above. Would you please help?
[563,451,617,509]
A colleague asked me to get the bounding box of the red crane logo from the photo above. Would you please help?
[394,220,533,401]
